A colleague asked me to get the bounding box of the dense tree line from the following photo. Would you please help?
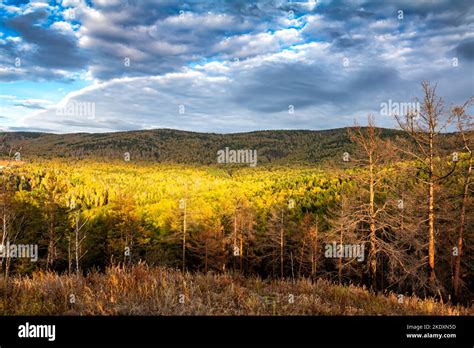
[1,125,459,166]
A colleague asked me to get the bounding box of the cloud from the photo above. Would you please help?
[0,5,88,81]
[13,98,52,109]
[1,0,473,133]
[455,39,474,61]
[22,38,468,134]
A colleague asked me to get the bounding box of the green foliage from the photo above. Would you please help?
[7,160,344,275]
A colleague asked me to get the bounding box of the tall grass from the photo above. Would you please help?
[0,263,469,315]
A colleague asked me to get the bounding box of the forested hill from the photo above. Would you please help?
[0,127,457,165]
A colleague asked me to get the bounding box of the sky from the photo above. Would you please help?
[0,0,473,134]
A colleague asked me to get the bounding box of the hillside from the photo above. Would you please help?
[1,128,410,165]
[1,264,467,315]
[0,127,471,308]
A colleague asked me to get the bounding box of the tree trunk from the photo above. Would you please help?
[182,201,186,272]
[369,159,377,289]
[239,231,243,272]
[338,224,343,284]
[0,208,6,270]
[280,210,284,278]
[314,221,318,277]
[453,150,472,297]
[204,240,208,273]
[68,233,71,275]
[428,131,436,282]
[75,213,80,273]
[233,214,237,270]
[298,237,306,277]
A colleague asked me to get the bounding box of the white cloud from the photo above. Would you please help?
[0,3,21,14]
[20,42,399,133]
[213,28,303,59]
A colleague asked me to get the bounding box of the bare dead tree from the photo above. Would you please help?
[395,81,456,283]
[182,198,187,272]
[451,98,473,298]
[346,115,396,289]
[325,193,362,285]
[74,211,88,274]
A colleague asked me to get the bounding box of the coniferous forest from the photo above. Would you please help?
[0,83,472,315]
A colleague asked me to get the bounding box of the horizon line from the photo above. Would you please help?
[0,126,406,136]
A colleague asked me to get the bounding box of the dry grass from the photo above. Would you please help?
[0,263,470,315]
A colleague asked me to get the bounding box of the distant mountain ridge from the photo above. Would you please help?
[0,128,457,165]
